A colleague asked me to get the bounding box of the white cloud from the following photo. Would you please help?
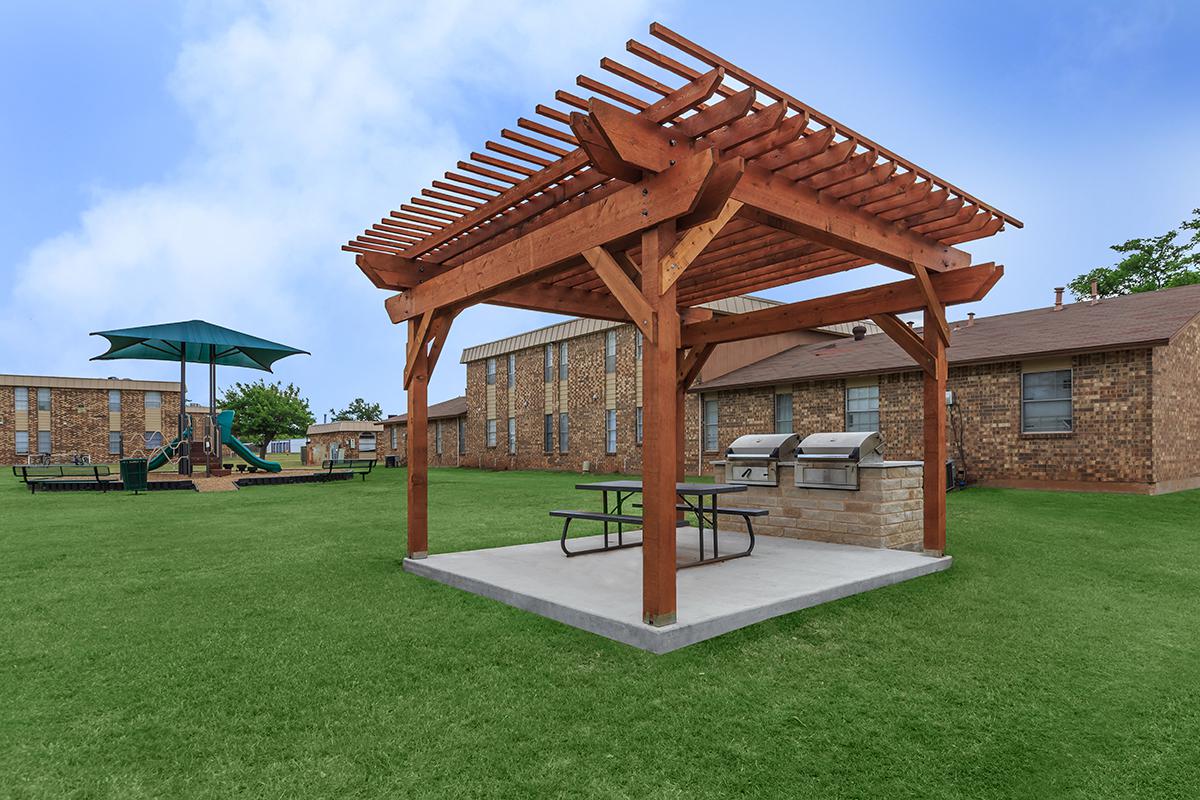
[4,0,661,412]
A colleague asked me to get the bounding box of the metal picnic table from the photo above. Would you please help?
[549,480,767,569]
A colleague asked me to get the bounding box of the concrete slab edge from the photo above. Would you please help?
[403,554,952,655]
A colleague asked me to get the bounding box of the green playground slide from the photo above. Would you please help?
[215,410,282,472]
[147,426,191,470]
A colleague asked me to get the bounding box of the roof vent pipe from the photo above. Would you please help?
[967,312,976,327]
[1053,287,1064,311]
[852,324,867,341]
[1090,279,1100,305]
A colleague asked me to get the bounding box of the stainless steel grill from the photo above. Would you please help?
[793,431,884,490]
[724,433,799,486]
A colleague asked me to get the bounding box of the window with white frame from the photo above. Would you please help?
[507,354,515,388]
[544,414,553,452]
[144,391,161,410]
[544,344,554,382]
[37,430,51,454]
[15,431,29,455]
[14,387,28,412]
[435,422,443,455]
[605,409,617,454]
[37,388,50,412]
[108,389,121,413]
[457,417,466,454]
[109,431,123,455]
[558,412,568,453]
[558,342,568,381]
[1022,369,1072,432]
[604,330,616,374]
[507,417,516,454]
[635,406,643,444]
[486,358,496,385]
[390,426,398,450]
[635,330,642,361]
[145,431,163,450]
[486,419,497,447]
[703,397,718,452]
[774,390,793,434]
[846,383,880,432]
[359,432,376,452]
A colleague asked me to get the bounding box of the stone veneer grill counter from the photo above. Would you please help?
[710,460,924,550]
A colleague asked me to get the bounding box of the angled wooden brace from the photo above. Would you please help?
[583,246,657,341]
[408,309,453,391]
[870,313,937,377]
[910,261,951,345]
[677,343,717,389]
[660,199,743,293]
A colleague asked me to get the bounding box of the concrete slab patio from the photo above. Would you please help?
[403,530,952,653]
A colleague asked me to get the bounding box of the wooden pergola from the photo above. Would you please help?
[344,23,1019,627]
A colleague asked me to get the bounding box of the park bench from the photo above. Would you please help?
[321,458,377,481]
[19,464,115,493]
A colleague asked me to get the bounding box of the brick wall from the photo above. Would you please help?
[696,348,1161,491]
[0,385,179,465]
[381,417,465,467]
[1152,314,1200,491]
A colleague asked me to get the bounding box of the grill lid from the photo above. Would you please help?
[795,431,883,461]
[725,433,799,460]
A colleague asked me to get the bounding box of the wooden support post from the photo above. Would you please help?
[641,221,679,627]
[922,307,948,555]
[406,318,430,560]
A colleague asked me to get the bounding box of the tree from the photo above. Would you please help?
[219,380,315,457]
[330,397,382,422]
[1068,209,1200,300]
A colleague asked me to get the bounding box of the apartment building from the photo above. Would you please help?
[693,285,1200,493]
[1,374,181,464]
[379,396,468,467]
[459,296,875,473]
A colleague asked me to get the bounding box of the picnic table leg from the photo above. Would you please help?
[696,493,704,561]
[602,490,609,549]
[712,493,719,559]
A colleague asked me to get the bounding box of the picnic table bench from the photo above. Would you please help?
[16,464,115,493]
[550,480,767,568]
[321,458,376,481]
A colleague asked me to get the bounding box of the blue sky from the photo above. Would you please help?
[2,1,1198,418]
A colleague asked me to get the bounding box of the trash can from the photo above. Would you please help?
[119,457,149,494]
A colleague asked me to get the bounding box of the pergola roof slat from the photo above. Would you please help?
[348,21,1017,314]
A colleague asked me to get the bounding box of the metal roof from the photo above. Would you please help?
[0,374,180,392]
[306,420,384,436]
[460,295,879,363]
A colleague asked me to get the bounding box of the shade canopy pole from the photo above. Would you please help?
[209,344,220,468]
[178,347,190,475]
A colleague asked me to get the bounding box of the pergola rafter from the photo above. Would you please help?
[345,22,1020,629]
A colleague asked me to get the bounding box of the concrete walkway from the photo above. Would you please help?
[404,530,951,654]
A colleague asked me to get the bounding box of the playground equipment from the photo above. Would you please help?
[90,320,307,477]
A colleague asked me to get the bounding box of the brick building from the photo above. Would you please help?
[459,296,876,473]
[1,374,181,464]
[379,396,468,467]
[693,285,1200,494]
[305,420,382,464]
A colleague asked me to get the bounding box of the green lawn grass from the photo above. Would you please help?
[2,469,1198,799]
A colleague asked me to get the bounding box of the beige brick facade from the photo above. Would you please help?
[709,463,925,549]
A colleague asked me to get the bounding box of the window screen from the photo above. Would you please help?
[1022,369,1072,432]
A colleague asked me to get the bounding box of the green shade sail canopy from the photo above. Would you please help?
[90,320,309,372]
